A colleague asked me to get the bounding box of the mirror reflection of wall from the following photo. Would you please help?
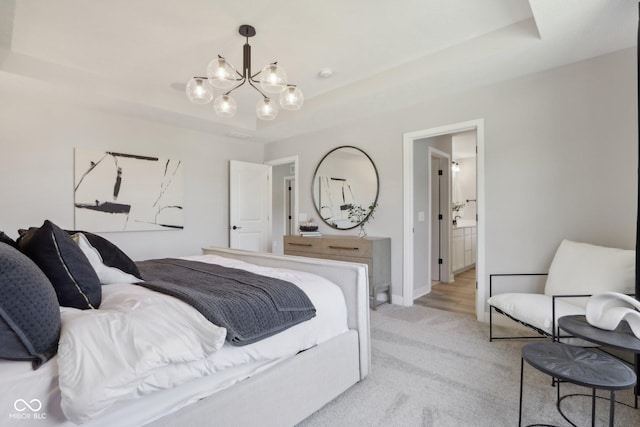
[452,131,477,222]
[312,146,379,230]
[317,176,355,227]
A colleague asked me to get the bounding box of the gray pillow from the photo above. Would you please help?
[0,244,61,369]
[17,220,101,309]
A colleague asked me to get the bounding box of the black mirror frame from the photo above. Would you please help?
[311,145,379,230]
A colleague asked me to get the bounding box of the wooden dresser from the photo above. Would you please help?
[283,235,391,309]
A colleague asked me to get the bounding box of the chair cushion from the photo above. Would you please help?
[489,293,584,333]
[488,293,594,345]
[544,240,635,308]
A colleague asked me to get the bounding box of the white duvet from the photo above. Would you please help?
[55,255,348,424]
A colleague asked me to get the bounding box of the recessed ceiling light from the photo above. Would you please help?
[318,68,334,78]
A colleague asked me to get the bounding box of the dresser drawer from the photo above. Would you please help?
[322,237,372,258]
[283,236,323,254]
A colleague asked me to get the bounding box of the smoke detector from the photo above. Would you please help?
[318,68,335,78]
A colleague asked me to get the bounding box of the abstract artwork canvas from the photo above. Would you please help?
[74,149,184,232]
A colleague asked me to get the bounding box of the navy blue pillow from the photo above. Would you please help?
[0,244,61,368]
[65,230,141,279]
[0,231,17,248]
[17,220,101,309]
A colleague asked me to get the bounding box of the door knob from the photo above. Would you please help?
[231,225,242,230]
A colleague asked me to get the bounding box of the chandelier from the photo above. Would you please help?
[186,25,304,121]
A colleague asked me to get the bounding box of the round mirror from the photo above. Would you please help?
[312,146,379,230]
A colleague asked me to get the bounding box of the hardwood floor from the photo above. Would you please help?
[414,268,476,316]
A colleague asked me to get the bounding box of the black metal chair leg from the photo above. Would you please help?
[519,357,524,427]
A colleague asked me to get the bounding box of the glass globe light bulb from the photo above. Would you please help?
[279,85,304,110]
[185,78,213,104]
[256,98,278,120]
[207,57,237,90]
[259,63,287,94]
[213,94,237,117]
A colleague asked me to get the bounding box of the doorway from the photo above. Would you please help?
[415,268,476,316]
[402,119,485,321]
[430,155,447,283]
[451,131,477,278]
[416,132,477,316]
[284,176,296,236]
[265,156,299,254]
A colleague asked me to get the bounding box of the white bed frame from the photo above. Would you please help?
[150,247,371,427]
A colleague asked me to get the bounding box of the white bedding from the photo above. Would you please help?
[2,254,349,426]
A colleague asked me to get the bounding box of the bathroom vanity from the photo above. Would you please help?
[452,221,476,274]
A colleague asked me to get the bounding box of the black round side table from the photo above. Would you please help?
[558,315,640,353]
[519,342,636,427]
[558,314,640,409]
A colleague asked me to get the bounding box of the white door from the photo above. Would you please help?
[285,177,296,235]
[229,160,271,252]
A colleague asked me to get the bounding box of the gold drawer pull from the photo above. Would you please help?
[328,245,360,251]
[288,242,313,247]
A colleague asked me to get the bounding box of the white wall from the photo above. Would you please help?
[265,47,637,304]
[0,88,264,261]
[413,141,431,292]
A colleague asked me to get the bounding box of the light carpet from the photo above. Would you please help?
[298,304,640,426]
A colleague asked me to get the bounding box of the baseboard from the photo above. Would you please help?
[413,284,430,299]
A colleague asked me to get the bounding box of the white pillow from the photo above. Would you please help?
[544,240,635,307]
[488,293,595,346]
[72,233,141,284]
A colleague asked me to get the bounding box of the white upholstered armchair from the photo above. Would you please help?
[488,240,636,342]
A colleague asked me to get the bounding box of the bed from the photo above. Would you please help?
[1,222,370,427]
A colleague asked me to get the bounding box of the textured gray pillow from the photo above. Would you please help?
[0,244,61,369]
